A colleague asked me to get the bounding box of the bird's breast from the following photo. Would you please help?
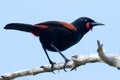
[40,30,83,52]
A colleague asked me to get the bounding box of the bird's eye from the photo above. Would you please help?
[84,19,87,22]
[86,22,91,30]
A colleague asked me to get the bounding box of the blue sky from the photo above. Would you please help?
[1,0,120,80]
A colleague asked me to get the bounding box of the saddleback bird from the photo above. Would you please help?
[4,17,104,72]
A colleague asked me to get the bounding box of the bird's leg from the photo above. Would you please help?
[42,45,56,73]
[51,44,70,72]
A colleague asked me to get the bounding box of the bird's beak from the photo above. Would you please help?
[90,22,104,31]
[91,22,105,27]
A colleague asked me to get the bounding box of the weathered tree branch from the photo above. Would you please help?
[97,40,120,69]
[0,40,120,80]
[0,54,102,80]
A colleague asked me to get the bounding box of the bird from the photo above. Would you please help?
[4,17,104,72]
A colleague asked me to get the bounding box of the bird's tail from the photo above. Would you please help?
[4,23,41,36]
[4,23,39,32]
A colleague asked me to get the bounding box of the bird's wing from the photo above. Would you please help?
[4,21,77,37]
[35,21,77,31]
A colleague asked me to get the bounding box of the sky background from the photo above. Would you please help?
[1,0,120,80]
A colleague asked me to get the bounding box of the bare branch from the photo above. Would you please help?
[0,54,102,80]
[0,40,120,80]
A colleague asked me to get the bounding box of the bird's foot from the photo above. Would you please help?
[40,61,56,74]
[49,61,56,73]
[63,59,70,72]
[70,66,77,71]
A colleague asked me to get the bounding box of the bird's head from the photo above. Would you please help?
[72,17,104,34]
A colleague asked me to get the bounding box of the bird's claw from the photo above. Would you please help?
[50,61,56,73]
[63,63,67,72]
[63,59,70,72]
[70,66,77,71]
[40,61,56,74]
